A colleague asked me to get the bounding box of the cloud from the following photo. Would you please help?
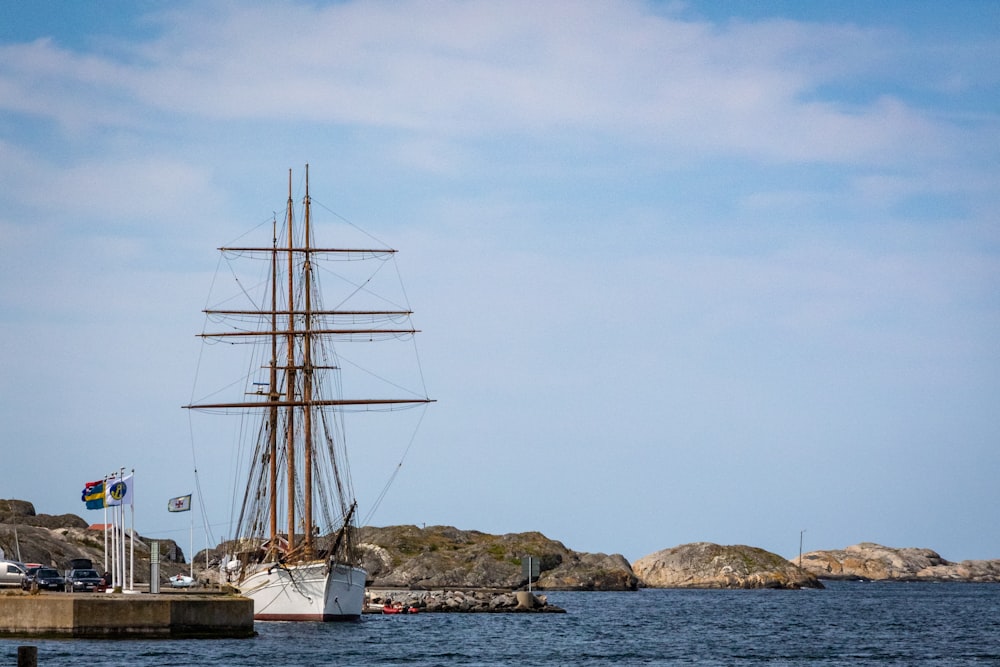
[0,1,972,168]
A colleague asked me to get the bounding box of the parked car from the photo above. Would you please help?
[65,568,104,592]
[22,567,65,591]
[0,560,26,587]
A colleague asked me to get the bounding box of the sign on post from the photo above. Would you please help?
[521,555,540,591]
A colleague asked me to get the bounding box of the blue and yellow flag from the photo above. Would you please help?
[82,480,105,510]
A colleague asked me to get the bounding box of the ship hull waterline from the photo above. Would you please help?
[237,561,367,622]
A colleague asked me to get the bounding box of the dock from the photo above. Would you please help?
[0,593,254,638]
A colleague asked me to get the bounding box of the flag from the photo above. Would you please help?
[82,480,105,510]
[168,495,192,512]
[106,475,133,506]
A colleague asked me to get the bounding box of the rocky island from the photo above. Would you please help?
[797,542,1000,583]
[356,524,637,590]
[633,542,823,589]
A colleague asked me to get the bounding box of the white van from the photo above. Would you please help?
[0,560,26,587]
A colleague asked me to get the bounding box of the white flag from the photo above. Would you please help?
[168,494,192,512]
[105,474,133,506]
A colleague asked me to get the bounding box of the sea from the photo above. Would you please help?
[4,582,999,666]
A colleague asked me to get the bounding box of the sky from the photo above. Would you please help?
[1,0,998,565]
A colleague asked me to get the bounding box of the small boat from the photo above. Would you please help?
[382,603,418,615]
[169,574,195,588]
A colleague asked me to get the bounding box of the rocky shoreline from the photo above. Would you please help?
[4,499,1000,603]
[365,588,565,613]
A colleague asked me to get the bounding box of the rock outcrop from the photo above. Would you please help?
[357,525,637,590]
[633,542,823,589]
[798,543,1000,582]
[536,551,637,590]
[0,499,86,530]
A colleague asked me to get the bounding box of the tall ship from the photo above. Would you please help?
[185,166,432,621]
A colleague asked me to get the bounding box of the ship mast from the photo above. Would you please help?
[285,169,297,555]
[268,218,279,555]
[183,166,435,563]
[302,165,315,558]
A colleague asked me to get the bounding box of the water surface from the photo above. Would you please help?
[4,582,999,665]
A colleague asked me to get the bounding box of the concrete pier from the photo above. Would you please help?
[0,594,254,638]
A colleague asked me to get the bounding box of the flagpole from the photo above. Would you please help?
[119,502,125,590]
[108,503,114,589]
[117,467,125,591]
[112,504,125,589]
[129,468,135,592]
[117,472,123,590]
[108,472,117,590]
[120,467,126,591]
[110,472,115,589]
[203,509,209,579]
[102,476,108,576]
[129,502,135,591]
[189,514,194,579]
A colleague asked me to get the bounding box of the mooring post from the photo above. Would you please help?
[17,645,38,667]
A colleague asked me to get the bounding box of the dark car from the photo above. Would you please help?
[23,567,65,591]
[65,568,104,592]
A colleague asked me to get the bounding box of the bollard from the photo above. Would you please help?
[515,591,539,609]
[17,645,38,667]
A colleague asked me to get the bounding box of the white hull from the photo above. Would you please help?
[238,561,367,621]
